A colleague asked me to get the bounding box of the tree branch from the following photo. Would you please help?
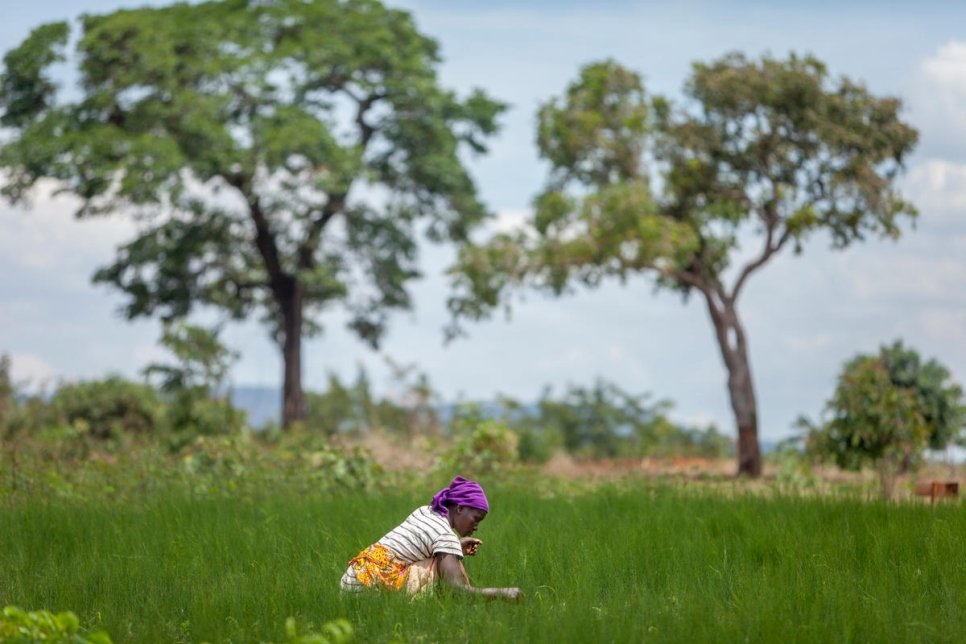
[295,90,384,269]
[729,207,792,302]
[298,195,345,270]
[224,170,287,301]
[349,89,385,148]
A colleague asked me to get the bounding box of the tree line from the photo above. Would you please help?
[0,322,733,463]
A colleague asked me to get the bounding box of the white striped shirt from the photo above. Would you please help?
[377,505,463,563]
[340,505,463,591]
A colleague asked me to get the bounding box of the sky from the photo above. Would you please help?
[2,0,966,442]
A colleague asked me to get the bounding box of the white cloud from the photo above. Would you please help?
[904,159,966,224]
[7,352,58,390]
[921,41,966,101]
[0,180,138,276]
[488,208,531,234]
[910,40,966,160]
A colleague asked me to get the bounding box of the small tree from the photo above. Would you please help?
[142,322,245,437]
[0,0,504,427]
[448,53,918,477]
[804,341,966,499]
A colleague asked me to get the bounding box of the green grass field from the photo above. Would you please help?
[2,482,965,643]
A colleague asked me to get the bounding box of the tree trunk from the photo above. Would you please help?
[279,275,305,428]
[877,457,899,502]
[241,187,310,429]
[703,293,762,477]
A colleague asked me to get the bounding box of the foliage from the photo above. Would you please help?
[537,381,731,459]
[768,441,820,492]
[305,373,360,435]
[144,322,246,439]
[282,617,353,644]
[305,362,441,436]
[1,423,384,504]
[0,606,351,644]
[175,430,383,496]
[448,53,918,476]
[0,0,505,426]
[143,322,237,394]
[441,411,519,475]
[48,376,162,440]
[489,380,732,461]
[804,340,966,499]
[0,606,111,643]
[513,421,563,464]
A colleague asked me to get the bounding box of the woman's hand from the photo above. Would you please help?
[460,537,482,557]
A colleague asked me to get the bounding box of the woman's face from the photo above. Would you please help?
[451,505,487,537]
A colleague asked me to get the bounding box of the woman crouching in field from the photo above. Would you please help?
[340,476,522,600]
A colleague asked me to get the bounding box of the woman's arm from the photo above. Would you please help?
[436,553,523,600]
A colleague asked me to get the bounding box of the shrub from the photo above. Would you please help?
[282,617,353,644]
[516,425,560,463]
[48,376,162,439]
[0,606,351,644]
[443,415,519,475]
[163,388,247,440]
[0,605,111,643]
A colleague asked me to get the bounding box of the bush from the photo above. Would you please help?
[442,413,519,475]
[282,617,353,644]
[163,388,247,440]
[177,432,383,495]
[48,376,162,440]
[0,605,111,643]
[515,425,563,463]
[0,606,351,644]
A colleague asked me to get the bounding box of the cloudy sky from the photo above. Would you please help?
[2,0,965,441]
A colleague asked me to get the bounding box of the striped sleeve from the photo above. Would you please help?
[377,506,463,563]
[421,507,463,558]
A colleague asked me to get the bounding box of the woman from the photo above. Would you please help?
[340,476,522,600]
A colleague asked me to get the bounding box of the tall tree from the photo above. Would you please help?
[0,0,504,427]
[448,54,917,476]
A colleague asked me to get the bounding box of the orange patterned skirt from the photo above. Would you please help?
[341,544,469,595]
[344,544,414,591]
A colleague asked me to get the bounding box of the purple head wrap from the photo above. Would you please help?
[430,476,489,516]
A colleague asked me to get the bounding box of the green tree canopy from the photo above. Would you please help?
[0,0,505,426]
[448,53,918,476]
[804,340,966,499]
